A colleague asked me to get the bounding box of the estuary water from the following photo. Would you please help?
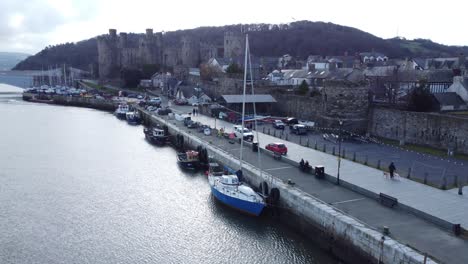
[0,84,338,264]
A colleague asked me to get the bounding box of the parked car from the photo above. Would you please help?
[233,125,254,141]
[285,117,299,127]
[266,143,288,155]
[183,116,192,126]
[273,120,286,129]
[291,124,307,135]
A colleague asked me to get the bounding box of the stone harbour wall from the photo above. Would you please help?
[370,107,468,154]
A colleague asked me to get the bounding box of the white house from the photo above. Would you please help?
[447,76,468,102]
[360,52,388,63]
[207,58,232,72]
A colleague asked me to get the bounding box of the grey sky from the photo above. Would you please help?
[1,0,467,54]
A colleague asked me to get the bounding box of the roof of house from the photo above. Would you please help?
[363,66,397,77]
[222,94,277,103]
[432,92,466,107]
[360,52,387,58]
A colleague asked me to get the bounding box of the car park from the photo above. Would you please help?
[266,143,288,155]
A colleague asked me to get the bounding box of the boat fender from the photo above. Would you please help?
[268,188,280,205]
[259,181,269,196]
[236,170,243,182]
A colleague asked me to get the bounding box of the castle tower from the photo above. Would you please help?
[97,29,121,79]
[224,31,244,59]
[181,35,200,67]
[139,28,162,66]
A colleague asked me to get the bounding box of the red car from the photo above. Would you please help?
[266,143,288,155]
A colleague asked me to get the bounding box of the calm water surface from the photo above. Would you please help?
[0,84,338,264]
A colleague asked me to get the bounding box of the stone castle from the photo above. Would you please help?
[97,28,244,79]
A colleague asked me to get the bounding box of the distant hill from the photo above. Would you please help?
[13,38,98,72]
[12,21,468,71]
[0,52,30,70]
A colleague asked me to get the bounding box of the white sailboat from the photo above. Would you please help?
[208,33,266,216]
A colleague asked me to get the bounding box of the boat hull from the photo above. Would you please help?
[210,185,264,216]
[177,160,199,170]
[116,112,127,120]
[126,118,141,125]
[145,134,168,146]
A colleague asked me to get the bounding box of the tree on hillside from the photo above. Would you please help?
[226,63,243,74]
[200,63,219,81]
[142,64,160,79]
[121,68,143,88]
[297,80,309,95]
[408,79,433,112]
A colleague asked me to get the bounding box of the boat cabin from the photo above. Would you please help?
[209,162,224,176]
[220,175,239,185]
[185,150,199,161]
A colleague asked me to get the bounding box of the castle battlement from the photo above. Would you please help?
[97,28,240,80]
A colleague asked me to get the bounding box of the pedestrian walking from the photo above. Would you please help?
[389,162,396,179]
[192,108,196,115]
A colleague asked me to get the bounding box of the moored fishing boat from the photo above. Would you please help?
[144,127,169,145]
[126,111,141,125]
[114,104,129,120]
[177,150,199,170]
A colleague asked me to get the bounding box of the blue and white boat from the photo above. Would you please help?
[126,111,141,125]
[208,173,265,216]
[114,104,129,120]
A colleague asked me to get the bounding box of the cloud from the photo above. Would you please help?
[0,0,98,53]
[1,0,468,54]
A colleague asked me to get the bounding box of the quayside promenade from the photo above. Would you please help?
[161,103,468,264]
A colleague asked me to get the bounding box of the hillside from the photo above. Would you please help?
[0,52,30,70]
[13,21,468,71]
[13,38,98,71]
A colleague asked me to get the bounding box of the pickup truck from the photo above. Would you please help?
[233,125,254,141]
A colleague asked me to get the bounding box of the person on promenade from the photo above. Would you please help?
[299,159,305,169]
[389,162,396,179]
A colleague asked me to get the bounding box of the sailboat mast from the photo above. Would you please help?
[247,41,265,182]
[239,33,249,170]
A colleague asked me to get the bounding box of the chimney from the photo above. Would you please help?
[459,53,466,69]
[308,63,316,72]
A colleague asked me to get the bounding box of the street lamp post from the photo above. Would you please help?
[337,120,343,185]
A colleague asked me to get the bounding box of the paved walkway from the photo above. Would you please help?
[170,106,468,232]
[154,108,468,264]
